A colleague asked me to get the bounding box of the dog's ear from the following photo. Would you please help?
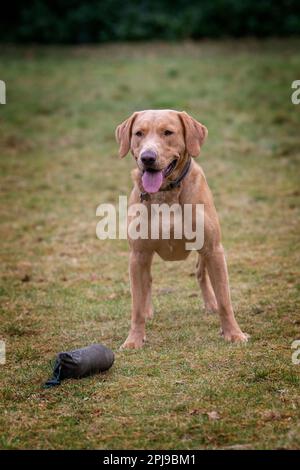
[115,112,138,158]
[179,111,208,157]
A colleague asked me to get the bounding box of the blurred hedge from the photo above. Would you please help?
[2,0,300,43]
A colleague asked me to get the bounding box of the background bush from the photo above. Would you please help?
[2,0,300,43]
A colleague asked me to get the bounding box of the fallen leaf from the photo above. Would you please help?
[222,444,252,450]
[207,411,221,420]
[107,293,118,299]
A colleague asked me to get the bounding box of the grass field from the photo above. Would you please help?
[0,40,300,450]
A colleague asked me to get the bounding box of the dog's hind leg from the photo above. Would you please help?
[145,278,154,320]
[196,253,218,313]
[204,244,248,343]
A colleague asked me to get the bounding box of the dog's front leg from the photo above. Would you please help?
[204,244,248,343]
[121,250,153,349]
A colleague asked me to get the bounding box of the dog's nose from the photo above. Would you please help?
[141,150,157,166]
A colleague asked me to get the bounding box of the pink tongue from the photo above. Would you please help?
[142,170,163,193]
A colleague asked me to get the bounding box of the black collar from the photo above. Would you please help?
[140,157,192,202]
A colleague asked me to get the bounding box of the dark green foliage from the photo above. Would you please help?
[1,0,300,43]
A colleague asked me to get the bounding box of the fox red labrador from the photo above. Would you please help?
[115,109,248,349]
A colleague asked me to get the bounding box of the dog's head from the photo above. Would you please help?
[115,110,207,193]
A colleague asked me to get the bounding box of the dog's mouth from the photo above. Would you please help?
[142,159,178,194]
[163,159,177,177]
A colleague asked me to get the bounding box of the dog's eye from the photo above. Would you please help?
[164,130,174,136]
[135,131,143,137]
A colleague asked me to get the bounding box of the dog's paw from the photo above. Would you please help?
[221,329,249,343]
[120,334,146,350]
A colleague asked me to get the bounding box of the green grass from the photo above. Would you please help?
[0,40,300,450]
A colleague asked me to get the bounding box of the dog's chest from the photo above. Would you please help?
[155,238,191,261]
[128,194,193,261]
